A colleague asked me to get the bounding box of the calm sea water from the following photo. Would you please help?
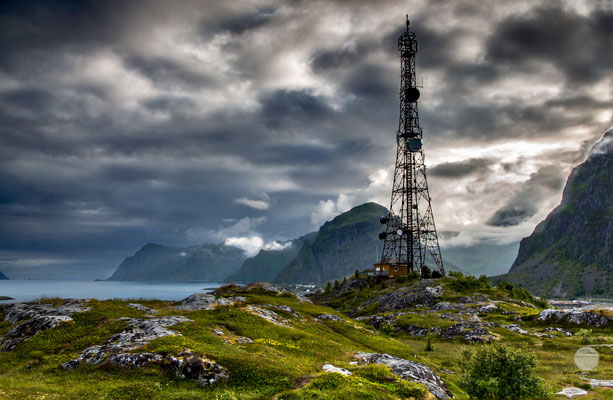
[0,280,222,303]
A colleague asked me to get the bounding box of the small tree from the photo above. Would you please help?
[325,282,332,293]
[431,270,442,279]
[354,270,360,279]
[460,343,551,399]
[425,332,435,352]
[421,266,432,279]
[333,280,340,290]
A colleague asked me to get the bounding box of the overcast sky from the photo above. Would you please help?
[1,0,611,277]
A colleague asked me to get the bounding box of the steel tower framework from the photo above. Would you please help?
[377,18,444,276]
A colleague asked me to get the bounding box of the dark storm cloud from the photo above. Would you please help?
[486,165,566,227]
[260,89,334,128]
[126,55,215,89]
[0,0,610,276]
[485,5,613,84]
[429,158,493,178]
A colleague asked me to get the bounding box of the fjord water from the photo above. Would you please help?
[0,280,222,303]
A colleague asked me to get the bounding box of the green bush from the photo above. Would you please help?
[496,281,550,308]
[459,343,552,399]
[425,332,435,352]
[577,329,592,345]
[447,272,491,293]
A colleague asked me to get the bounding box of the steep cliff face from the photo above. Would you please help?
[505,130,613,298]
[108,243,246,282]
[0,270,8,280]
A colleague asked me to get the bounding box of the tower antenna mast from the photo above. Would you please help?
[375,18,445,278]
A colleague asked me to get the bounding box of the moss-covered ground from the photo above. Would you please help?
[0,277,611,399]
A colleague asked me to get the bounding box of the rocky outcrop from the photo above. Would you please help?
[3,315,73,351]
[537,309,610,327]
[544,327,573,336]
[359,281,443,316]
[244,305,290,327]
[175,293,236,311]
[167,350,230,386]
[127,303,157,313]
[315,313,342,322]
[1,300,91,350]
[62,316,192,368]
[355,352,453,399]
[438,322,493,342]
[429,302,464,312]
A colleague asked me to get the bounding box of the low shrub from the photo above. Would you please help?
[459,342,552,399]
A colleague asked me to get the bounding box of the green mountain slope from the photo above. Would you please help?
[108,243,246,282]
[502,130,613,298]
[225,233,316,283]
[273,203,387,284]
[273,203,462,284]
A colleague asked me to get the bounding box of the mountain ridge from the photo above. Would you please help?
[501,130,613,298]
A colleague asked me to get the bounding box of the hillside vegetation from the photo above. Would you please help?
[0,277,611,399]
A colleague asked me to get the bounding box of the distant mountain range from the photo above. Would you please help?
[108,202,464,284]
[0,270,8,280]
[499,130,612,298]
[108,243,246,282]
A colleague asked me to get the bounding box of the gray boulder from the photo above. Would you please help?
[62,316,191,368]
[355,352,453,399]
[538,309,609,327]
[544,327,574,336]
[3,315,73,351]
[167,350,230,386]
[429,302,464,312]
[315,313,342,322]
[439,323,493,342]
[175,294,234,311]
[363,281,443,315]
[127,303,157,314]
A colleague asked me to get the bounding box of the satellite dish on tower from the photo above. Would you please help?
[405,87,420,103]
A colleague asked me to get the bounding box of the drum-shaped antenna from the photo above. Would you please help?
[379,215,389,225]
[408,138,422,152]
[378,232,388,240]
[405,87,420,103]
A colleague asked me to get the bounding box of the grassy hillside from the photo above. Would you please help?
[0,278,611,399]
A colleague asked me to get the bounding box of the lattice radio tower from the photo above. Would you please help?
[376,17,445,277]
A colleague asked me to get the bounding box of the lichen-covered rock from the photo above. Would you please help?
[355,352,453,399]
[167,350,229,386]
[2,315,73,350]
[429,302,464,312]
[478,304,496,313]
[3,299,90,325]
[1,299,91,351]
[538,309,610,327]
[175,294,234,311]
[362,281,443,315]
[502,324,529,335]
[62,316,191,368]
[127,303,157,314]
[107,352,163,368]
[544,327,574,336]
[315,313,342,322]
[439,323,493,342]
[269,305,300,319]
[244,305,290,327]
[556,387,588,398]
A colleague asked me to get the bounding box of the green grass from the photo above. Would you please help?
[0,281,612,399]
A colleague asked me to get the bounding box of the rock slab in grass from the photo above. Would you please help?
[62,316,192,368]
[127,303,157,313]
[1,299,91,351]
[556,387,588,398]
[175,293,234,311]
[589,379,613,387]
[167,350,230,386]
[322,363,351,376]
[538,309,609,327]
[355,352,454,399]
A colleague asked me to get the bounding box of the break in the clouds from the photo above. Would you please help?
[0,0,611,277]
